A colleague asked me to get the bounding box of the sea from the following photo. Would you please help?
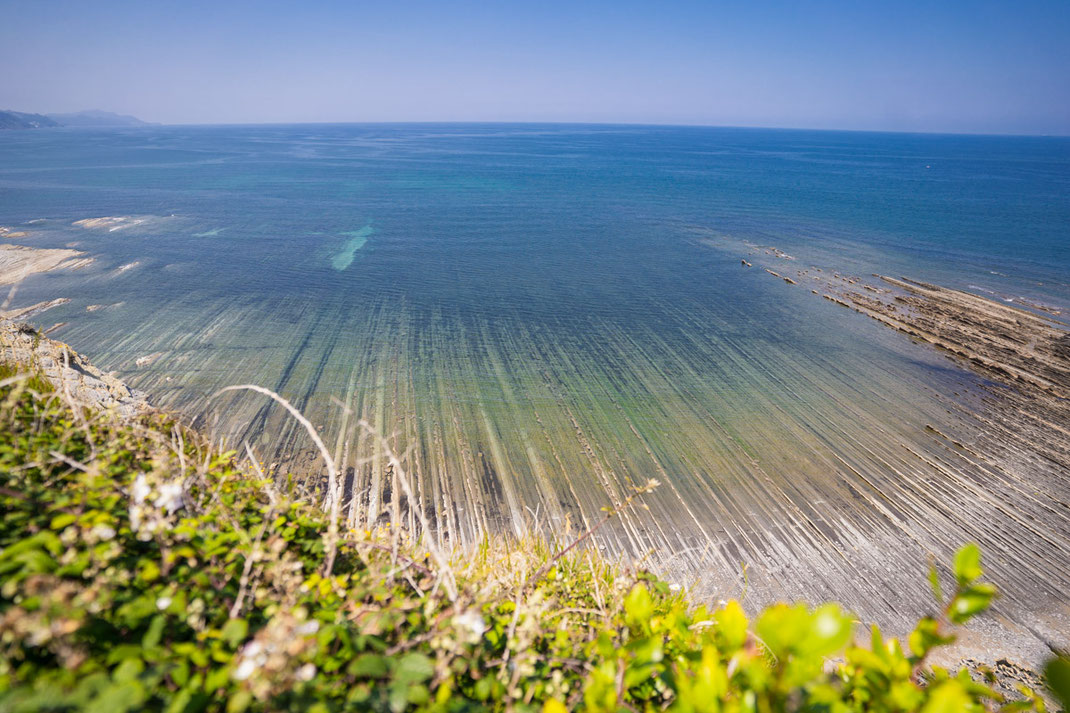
[2,124,1069,639]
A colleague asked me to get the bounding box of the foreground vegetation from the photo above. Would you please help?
[0,358,1068,712]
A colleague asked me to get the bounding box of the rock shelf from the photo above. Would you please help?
[811,272,1070,479]
[725,241,1070,669]
[0,243,93,285]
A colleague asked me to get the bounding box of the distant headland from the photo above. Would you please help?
[0,108,152,130]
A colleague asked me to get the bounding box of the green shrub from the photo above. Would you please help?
[0,361,53,395]
[0,363,1063,712]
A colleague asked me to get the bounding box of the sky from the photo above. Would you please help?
[1,0,1068,135]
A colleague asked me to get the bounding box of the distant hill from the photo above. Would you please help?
[0,109,152,130]
[45,109,153,127]
[0,111,62,130]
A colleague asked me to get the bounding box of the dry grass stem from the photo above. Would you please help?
[212,384,343,576]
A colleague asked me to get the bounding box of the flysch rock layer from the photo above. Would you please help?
[814,275,1069,470]
[2,258,1066,692]
[734,243,1070,680]
[748,244,1070,481]
[0,243,94,286]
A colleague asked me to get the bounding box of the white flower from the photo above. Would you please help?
[669,583,682,592]
[233,658,257,681]
[454,610,487,639]
[296,620,320,636]
[90,524,116,541]
[296,663,317,681]
[154,480,185,513]
[132,474,151,504]
[156,596,172,610]
[129,507,143,533]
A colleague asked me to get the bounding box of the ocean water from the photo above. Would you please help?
[2,124,1069,633]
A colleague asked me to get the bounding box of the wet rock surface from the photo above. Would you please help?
[811,274,1070,475]
[734,245,1070,678]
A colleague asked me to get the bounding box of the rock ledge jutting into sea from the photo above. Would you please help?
[0,320,151,418]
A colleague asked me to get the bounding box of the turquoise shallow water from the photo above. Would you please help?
[2,124,1069,631]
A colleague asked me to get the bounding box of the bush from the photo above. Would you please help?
[0,364,1065,712]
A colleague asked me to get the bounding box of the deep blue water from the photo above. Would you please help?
[3,124,1068,313]
[2,124,1069,615]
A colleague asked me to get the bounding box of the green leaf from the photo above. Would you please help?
[406,684,430,705]
[226,690,253,713]
[625,635,663,666]
[1045,656,1070,711]
[908,617,953,660]
[142,615,166,650]
[952,544,982,585]
[948,583,995,624]
[163,687,193,713]
[755,603,809,658]
[171,661,190,688]
[205,666,231,692]
[50,513,77,530]
[543,699,568,713]
[221,618,248,648]
[921,680,971,713]
[388,684,409,713]
[86,681,146,713]
[928,563,943,604]
[348,654,390,678]
[139,559,161,583]
[714,600,748,652]
[112,659,144,683]
[804,603,852,657]
[117,594,157,627]
[394,652,434,684]
[624,583,654,630]
[106,645,145,665]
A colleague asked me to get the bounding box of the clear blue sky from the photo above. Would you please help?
[2,0,1068,134]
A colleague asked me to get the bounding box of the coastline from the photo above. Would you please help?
[723,241,1070,671]
[742,245,1070,475]
[2,255,1069,679]
[3,341,1057,712]
[1,210,1068,676]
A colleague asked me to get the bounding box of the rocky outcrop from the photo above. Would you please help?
[754,248,1070,477]
[0,243,93,285]
[1,320,150,419]
[812,273,1070,475]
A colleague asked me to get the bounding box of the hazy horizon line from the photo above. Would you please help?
[22,115,1070,139]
